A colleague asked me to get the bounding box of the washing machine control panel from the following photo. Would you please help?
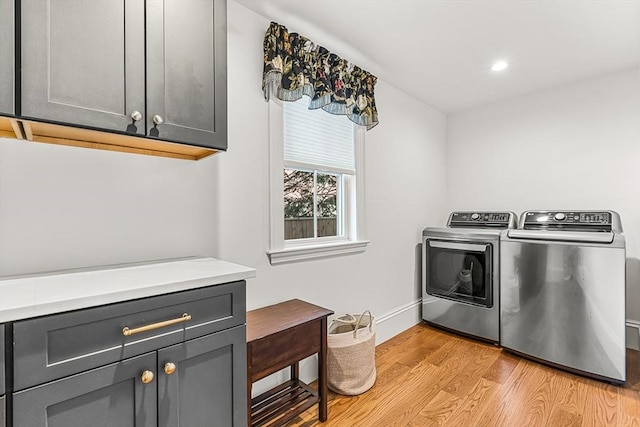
[522,211,613,231]
[448,212,516,229]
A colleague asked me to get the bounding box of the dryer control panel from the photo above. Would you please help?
[448,211,517,229]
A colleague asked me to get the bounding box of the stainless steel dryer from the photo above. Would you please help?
[422,211,517,343]
[501,210,626,383]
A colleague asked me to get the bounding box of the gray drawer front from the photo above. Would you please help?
[14,281,245,391]
[1,395,4,427]
[0,326,4,394]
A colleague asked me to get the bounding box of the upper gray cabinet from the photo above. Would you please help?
[20,0,227,151]
[146,0,227,150]
[20,0,146,136]
[0,0,14,116]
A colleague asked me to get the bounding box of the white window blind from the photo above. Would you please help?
[284,98,355,174]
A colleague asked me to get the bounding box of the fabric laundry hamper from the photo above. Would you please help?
[327,311,376,395]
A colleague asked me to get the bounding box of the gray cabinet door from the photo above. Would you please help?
[13,352,157,427]
[21,0,146,135]
[1,395,5,427]
[0,326,4,395]
[146,0,227,150]
[157,325,247,427]
[0,0,14,116]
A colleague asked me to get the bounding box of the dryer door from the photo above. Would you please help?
[425,239,493,308]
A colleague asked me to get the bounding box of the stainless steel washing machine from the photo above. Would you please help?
[422,211,517,343]
[501,210,626,383]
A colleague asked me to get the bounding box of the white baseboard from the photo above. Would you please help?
[375,299,423,345]
[626,320,640,350]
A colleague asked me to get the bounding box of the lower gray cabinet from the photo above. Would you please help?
[1,326,4,427]
[13,281,245,391]
[1,326,5,394]
[158,325,246,427]
[13,353,157,427]
[12,328,247,427]
[9,281,247,427]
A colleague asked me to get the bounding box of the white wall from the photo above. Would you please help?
[0,135,221,276]
[447,69,640,326]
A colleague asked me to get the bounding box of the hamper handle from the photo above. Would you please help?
[333,314,357,325]
[329,314,358,332]
[353,310,373,338]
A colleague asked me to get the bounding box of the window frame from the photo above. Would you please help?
[267,99,368,265]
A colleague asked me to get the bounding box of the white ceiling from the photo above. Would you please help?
[235,0,640,113]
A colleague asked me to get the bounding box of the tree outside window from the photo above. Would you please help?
[284,169,338,240]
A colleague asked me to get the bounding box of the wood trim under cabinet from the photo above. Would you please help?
[0,117,24,140]
[5,119,218,160]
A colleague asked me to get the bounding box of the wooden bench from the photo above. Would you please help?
[246,299,334,426]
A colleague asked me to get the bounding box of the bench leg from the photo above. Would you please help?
[319,317,328,422]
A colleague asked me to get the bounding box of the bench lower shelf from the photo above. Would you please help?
[250,379,319,427]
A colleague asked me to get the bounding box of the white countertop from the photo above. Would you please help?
[0,257,256,323]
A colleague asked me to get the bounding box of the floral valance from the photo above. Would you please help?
[262,22,379,130]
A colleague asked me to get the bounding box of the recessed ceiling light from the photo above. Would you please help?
[491,61,509,72]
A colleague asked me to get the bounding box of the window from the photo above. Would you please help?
[283,98,353,242]
[268,98,368,264]
[284,169,340,240]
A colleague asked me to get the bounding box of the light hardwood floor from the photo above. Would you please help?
[289,323,640,426]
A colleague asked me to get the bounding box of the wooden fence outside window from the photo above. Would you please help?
[284,218,337,240]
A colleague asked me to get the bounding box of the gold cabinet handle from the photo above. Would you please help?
[164,362,177,375]
[122,313,192,337]
[141,370,155,384]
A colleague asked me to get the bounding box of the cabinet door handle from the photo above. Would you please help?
[122,313,192,337]
[141,370,155,384]
[130,111,142,122]
[152,114,164,126]
[164,362,177,375]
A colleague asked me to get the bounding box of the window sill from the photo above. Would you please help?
[267,240,369,265]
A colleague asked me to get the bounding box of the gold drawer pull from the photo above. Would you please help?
[122,313,192,337]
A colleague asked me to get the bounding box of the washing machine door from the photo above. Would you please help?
[425,239,493,308]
